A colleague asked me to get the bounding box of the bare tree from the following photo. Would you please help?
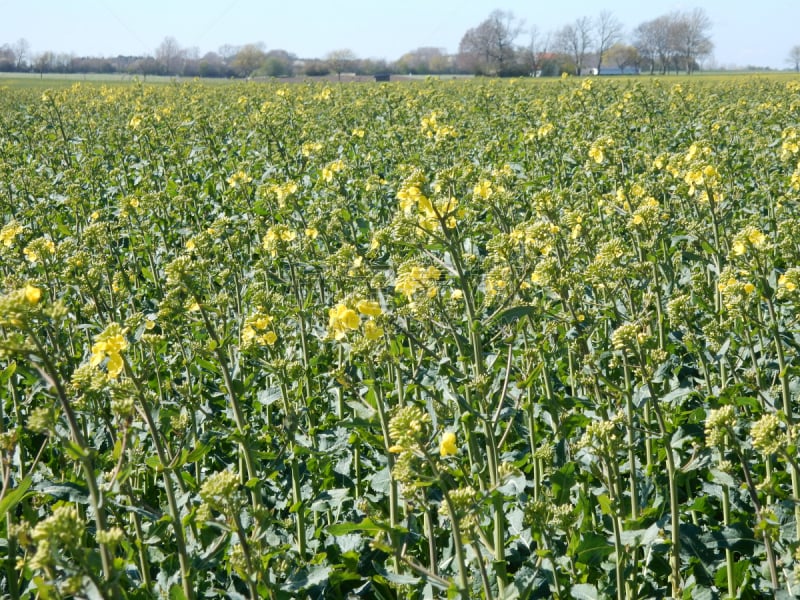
[155,36,185,75]
[326,49,357,81]
[672,8,713,74]
[218,44,241,66]
[556,16,593,75]
[594,11,623,73]
[0,44,15,71]
[788,45,800,72]
[458,10,523,76]
[633,15,675,74]
[12,38,30,70]
[519,25,550,76]
[34,51,56,77]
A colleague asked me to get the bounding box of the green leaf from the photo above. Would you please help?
[169,584,187,600]
[0,361,16,385]
[489,305,537,328]
[185,442,211,463]
[282,565,331,592]
[326,517,396,536]
[714,559,748,591]
[569,583,599,599]
[597,493,614,516]
[0,475,32,515]
[33,481,89,504]
[573,533,613,566]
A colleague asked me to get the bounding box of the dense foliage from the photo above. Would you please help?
[2,76,800,599]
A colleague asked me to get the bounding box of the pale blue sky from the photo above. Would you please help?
[0,0,797,68]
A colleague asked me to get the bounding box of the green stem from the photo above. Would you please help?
[26,328,118,599]
[721,482,736,599]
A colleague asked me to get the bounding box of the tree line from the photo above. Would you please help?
[1,9,798,79]
[457,9,715,77]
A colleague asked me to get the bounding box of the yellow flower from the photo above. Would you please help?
[328,303,360,340]
[253,315,273,330]
[0,221,24,247]
[24,285,41,305]
[90,326,128,379]
[743,282,756,294]
[473,180,493,199]
[262,331,278,345]
[364,320,383,341]
[356,299,382,317]
[732,241,746,256]
[747,229,766,247]
[227,171,252,188]
[440,431,457,457]
[588,145,604,164]
[304,227,319,239]
[242,325,257,343]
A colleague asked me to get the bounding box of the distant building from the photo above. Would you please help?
[588,66,641,76]
[374,73,391,82]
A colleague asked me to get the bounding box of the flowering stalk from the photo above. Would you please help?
[123,358,194,600]
[26,333,119,598]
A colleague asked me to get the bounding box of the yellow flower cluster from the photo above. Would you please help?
[90,323,128,379]
[242,310,277,348]
[473,180,493,200]
[226,170,252,188]
[588,136,614,164]
[510,220,558,256]
[780,127,799,161]
[328,299,383,341]
[262,225,297,256]
[420,111,457,140]
[321,159,345,183]
[263,181,298,207]
[731,227,767,256]
[23,237,56,264]
[395,264,440,299]
[778,268,799,294]
[0,220,24,247]
[684,165,719,196]
[301,141,322,157]
[439,431,458,457]
[398,181,460,233]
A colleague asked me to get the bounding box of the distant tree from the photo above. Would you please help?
[326,49,357,81]
[195,52,227,78]
[457,10,523,76]
[155,36,185,75]
[231,43,267,77]
[12,38,30,70]
[788,45,800,72]
[671,8,713,74]
[259,49,295,77]
[34,51,56,77]
[301,60,330,77]
[127,56,161,77]
[218,44,241,66]
[395,47,449,74]
[605,43,640,74]
[355,58,389,76]
[0,44,15,71]
[519,25,550,76]
[594,11,623,73]
[633,15,674,74]
[556,17,593,75]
